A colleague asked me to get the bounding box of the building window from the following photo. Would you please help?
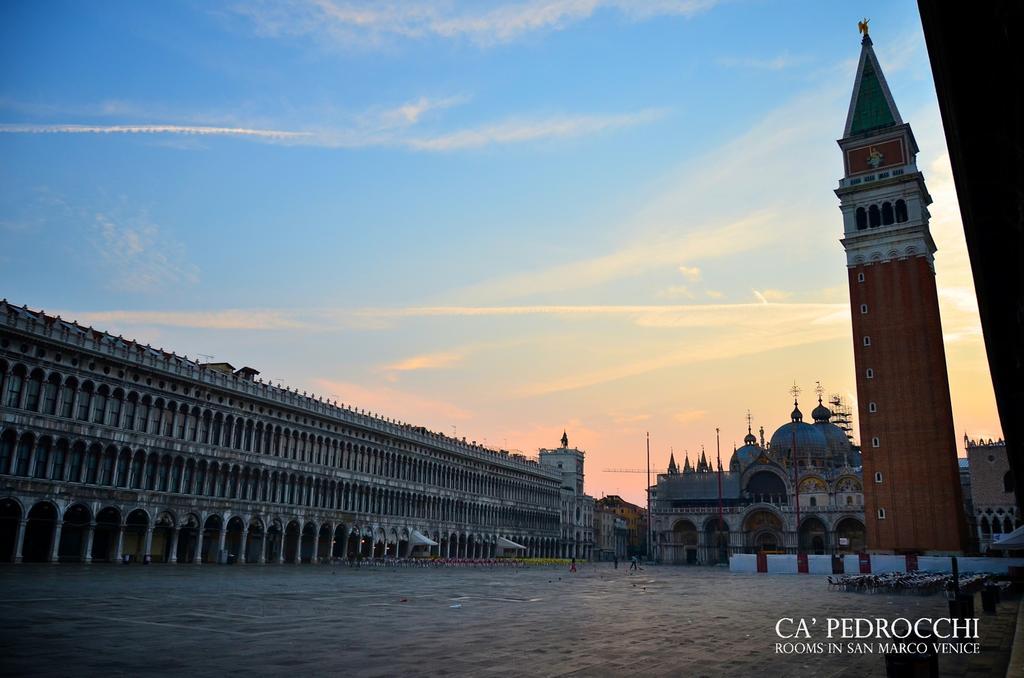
[874,471,883,483]
[860,304,868,314]
[855,207,867,230]
[869,204,881,228]
[868,402,877,413]
[872,437,880,448]
[846,495,854,505]
[866,368,874,379]
[877,508,886,519]
[857,272,865,283]
[881,201,894,225]
[809,497,817,507]
[895,199,908,223]
[863,336,871,347]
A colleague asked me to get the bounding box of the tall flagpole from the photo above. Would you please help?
[646,431,652,562]
[716,427,724,561]
[790,382,801,555]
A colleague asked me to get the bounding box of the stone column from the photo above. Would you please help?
[194,529,204,564]
[49,521,63,563]
[311,532,319,564]
[168,528,180,563]
[277,534,285,564]
[13,519,27,563]
[82,522,96,563]
[258,532,268,564]
[143,526,154,562]
[217,525,227,563]
[238,529,248,564]
[114,524,125,562]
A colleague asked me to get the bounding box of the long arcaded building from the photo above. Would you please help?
[0,300,572,564]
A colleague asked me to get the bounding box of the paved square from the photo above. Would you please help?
[0,564,1016,677]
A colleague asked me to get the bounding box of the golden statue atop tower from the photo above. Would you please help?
[858,18,870,36]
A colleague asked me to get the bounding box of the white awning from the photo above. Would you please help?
[497,536,527,551]
[991,525,1024,549]
[410,530,438,547]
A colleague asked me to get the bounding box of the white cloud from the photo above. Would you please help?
[0,123,310,139]
[457,210,777,302]
[752,288,791,304]
[406,108,665,151]
[716,52,810,71]
[1,101,661,152]
[234,0,718,48]
[677,265,701,281]
[90,213,199,292]
[382,350,464,371]
[673,409,706,424]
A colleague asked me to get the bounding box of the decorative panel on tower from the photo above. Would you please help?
[834,26,967,554]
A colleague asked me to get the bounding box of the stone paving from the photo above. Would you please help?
[0,563,1017,677]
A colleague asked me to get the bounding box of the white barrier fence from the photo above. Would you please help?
[729,553,1024,575]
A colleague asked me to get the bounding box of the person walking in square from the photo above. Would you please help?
[629,555,638,572]
[613,555,618,569]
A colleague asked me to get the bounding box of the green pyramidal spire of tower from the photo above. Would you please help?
[845,31,902,137]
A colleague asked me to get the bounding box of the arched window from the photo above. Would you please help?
[100,447,115,485]
[881,201,894,225]
[980,516,990,535]
[161,402,174,437]
[33,438,51,478]
[42,375,60,415]
[855,207,867,230]
[137,397,151,432]
[58,379,75,418]
[92,385,108,424]
[77,382,94,421]
[50,440,67,480]
[108,391,122,428]
[846,495,854,505]
[895,199,908,223]
[14,432,34,475]
[131,452,145,489]
[868,204,881,228]
[809,496,817,507]
[0,431,15,474]
[24,370,44,411]
[122,393,136,430]
[68,442,85,482]
[5,365,26,408]
[84,445,100,483]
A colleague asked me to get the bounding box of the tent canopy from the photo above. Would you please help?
[497,536,526,551]
[410,530,438,547]
[991,525,1024,549]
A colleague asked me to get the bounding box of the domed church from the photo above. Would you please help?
[651,392,866,565]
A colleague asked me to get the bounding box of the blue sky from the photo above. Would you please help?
[0,1,999,504]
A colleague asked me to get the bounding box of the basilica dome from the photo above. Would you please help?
[810,397,857,466]
[732,442,762,468]
[768,402,829,466]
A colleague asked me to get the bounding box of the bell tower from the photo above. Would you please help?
[835,25,967,553]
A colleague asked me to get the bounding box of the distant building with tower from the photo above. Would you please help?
[835,27,968,553]
[538,433,595,560]
[965,437,1017,553]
